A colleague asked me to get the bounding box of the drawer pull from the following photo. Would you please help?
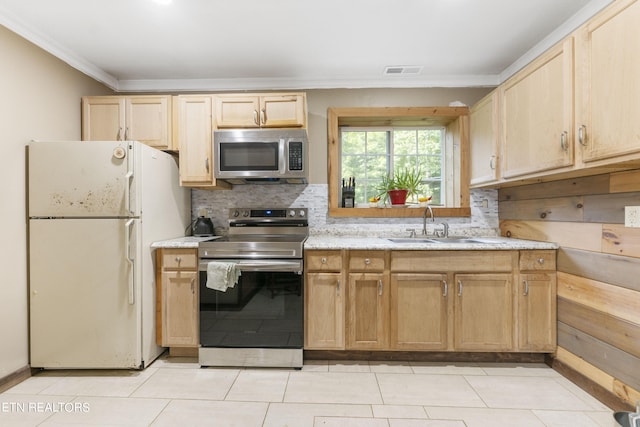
[321,257,327,264]
[538,258,544,264]
[175,256,182,264]
[364,258,371,265]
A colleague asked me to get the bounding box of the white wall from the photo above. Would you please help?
[0,25,112,378]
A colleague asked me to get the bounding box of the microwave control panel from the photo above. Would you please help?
[288,141,303,171]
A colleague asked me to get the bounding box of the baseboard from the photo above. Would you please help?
[169,347,198,357]
[0,366,33,394]
[304,350,547,363]
[546,354,635,412]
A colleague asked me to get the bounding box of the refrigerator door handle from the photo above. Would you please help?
[124,171,134,216]
[125,219,135,305]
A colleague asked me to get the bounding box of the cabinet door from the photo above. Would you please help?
[305,272,344,349]
[502,38,574,179]
[82,96,125,141]
[126,96,172,149]
[390,273,449,350]
[162,270,198,347]
[347,273,388,350]
[454,273,513,351]
[517,273,557,351]
[576,0,640,164]
[470,91,500,186]
[176,95,214,185]
[261,94,306,128]
[214,95,260,128]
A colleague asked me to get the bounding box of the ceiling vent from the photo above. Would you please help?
[383,66,423,76]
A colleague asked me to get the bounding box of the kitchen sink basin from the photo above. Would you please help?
[386,237,494,244]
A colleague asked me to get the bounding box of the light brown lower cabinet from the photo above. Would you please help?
[390,273,449,350]
[304,249,557,353]
[454,273,513,351]
[156,248,199,348]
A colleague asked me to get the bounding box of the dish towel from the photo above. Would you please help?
[206,261,241,292]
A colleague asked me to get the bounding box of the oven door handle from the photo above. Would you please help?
[199,260,303,273]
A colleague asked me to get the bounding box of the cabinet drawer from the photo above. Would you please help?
[160,249,197,270]
[348,251,385,271]
[306,251,342,271]
[519,250,556,271]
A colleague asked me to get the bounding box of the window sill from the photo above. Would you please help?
[328,207,471,218]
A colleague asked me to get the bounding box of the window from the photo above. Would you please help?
[341,127,445,205]
[327,107,470,218]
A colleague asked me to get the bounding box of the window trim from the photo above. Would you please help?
[328,106,471,218]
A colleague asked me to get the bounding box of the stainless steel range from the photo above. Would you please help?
[198,208,308,368]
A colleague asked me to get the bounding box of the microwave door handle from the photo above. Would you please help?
[279,138,286,174]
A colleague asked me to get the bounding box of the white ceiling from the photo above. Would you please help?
[0,0,613,92]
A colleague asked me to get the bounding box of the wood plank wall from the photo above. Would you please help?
[499,169,640,406]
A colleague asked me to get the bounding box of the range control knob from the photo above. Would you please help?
[298,210,306,217]
[289,210,296,217]
[242,210,250,217]
[232,210,240,218]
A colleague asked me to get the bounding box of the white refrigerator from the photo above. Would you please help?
[28,140,190,369]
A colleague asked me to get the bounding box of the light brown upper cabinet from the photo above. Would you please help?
[174,95,230,189]
[501,38,574,179]
[82,96,173,150]
[214,93,307,128]
[575,0,640,166]
[469,90,500,186]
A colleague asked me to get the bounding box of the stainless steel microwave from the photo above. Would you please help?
[214,129,308,184]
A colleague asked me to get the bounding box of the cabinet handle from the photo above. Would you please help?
[364,258,371,265]
[117,127,123,141]
[205,157,210,173]
[489,155,496,170]
[260,108,267,125]
[124,127,129,141]
[336,279,341,296]
[253,110,259,126]
[321,257,327,264]
[578,125,587,146]
[560,131,568,151]
[457,280,463,297]
[378,279,383,296]
[442,280,448,297]
[191,277,196,295]
[523,280,529,296]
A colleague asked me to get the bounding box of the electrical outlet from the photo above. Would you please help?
[625,206,640,227]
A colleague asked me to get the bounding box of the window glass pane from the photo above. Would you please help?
[367,131,387,153]
[393,130,417,155]
[422,156,442,179]
[342,155,364,178]
[423,182,442,205]
[418,129,443,154]
[342,131,366,154]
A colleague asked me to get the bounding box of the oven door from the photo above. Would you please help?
[198,259,303,349]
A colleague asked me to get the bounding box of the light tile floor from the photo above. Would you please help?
[0,357,615,427]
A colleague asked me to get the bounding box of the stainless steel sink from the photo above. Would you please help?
[386,237,494,244]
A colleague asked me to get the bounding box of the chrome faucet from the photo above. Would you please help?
[434,222,449,238]
[422,205,434,235]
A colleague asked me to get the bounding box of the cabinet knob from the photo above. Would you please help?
[175,256,182,264]
[538,258,544,264]
[321,257,327,264]
[364,258,371,265]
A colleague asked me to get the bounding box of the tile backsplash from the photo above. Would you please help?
[192,185,498,237]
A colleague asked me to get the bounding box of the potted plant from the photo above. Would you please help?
[375,167,423,206]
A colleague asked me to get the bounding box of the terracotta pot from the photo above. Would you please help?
[388,189,408,206]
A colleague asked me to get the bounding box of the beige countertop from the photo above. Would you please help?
[304,236,558,251]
